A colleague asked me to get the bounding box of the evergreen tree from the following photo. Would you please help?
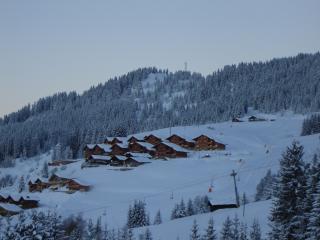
[187,198,195,216]
[190,220,200,240]
[203,217,217,240]
[127,200,149,228]
[239,222,249,240]
[18,175,25,193]
[153,210,162,225]
[220,217,233,240]
[144,228,153,240]
[232,215,240,240]
[42,161,49,178]
[249,219,261,240]
[269,141,306,239]
[307,181,320,240]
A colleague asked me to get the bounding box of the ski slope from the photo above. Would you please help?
[1,111,319,238]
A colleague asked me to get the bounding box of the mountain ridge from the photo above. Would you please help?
[0,52,319,162]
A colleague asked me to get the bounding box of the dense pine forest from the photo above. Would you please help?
[0,53,319,162]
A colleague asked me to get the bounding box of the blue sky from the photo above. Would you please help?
[0,0,319,117]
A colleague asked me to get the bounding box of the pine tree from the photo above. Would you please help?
[95,217,103,240]
[249,219,261,240]
[203,217,217,240]
[171,203,179,220]
[239,222,249,240]
[153,210,162,225]
[307,181,320,239]
[177,199,187,218]
[187,199,195,216]
[220,217,233,240]
[269,141,305,239]
[18,175,25,193]
[144,228,153,240]
[42,161,49,178]
[190,220,200,240]
[232,214,240,240]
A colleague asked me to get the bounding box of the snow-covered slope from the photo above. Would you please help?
[1,112,319,239]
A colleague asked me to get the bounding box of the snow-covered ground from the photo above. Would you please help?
[1,112,319,239]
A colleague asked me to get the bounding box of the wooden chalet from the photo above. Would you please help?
[83,144,110,160]
[111,144,128,155]
[67,179,90,192]
[248,116,266,122]
[109,155,127,166]
[166,134,195,149]
[193,135,225,150]
[144,134,162,145]
[0,203,21,217]
[127,136,143,144]
[48,160,76,166]
[151,143,187,158]
[208,201,238,212]
[232,117,243,122]
[0,194,39,209]
[105,137,123,145]
[28,179,50,192]
[88,155,111,165]
[124,157,142,167]
[18,197,39,209]
[128,142,152,154]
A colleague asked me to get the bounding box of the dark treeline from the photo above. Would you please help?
[0,53,320,162]
[301,113,320,136]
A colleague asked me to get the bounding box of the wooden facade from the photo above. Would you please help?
[105,137,123,145]
[193,135,226,150]
[127,136,143,144]
[111,144,128,155]
[166,134,195,149]
[152,143,187,158]
[232,117,243,122]
[67,180,90,192]
[248,116,266,122]
[0,204,21,217]
[29,174,90,193]
[29,179,50,192]
[0,194,39,210]
[128,142,150,153]
[144,134,162,145]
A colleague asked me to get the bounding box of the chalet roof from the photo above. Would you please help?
[85,144,96,150]
[90,155,111,161]
[110,155,127,161]
[144,134,162,141]
[162,141,189,152]
[127,136,141,142]
[96,144,111,152]
[193,135,215,142]
[0,203,22,212]
[152,142,174,150]
[111,143,128,149]
[166,134,186,141]
[132,141,154,150]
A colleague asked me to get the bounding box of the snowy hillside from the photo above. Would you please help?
[1,112,319,239]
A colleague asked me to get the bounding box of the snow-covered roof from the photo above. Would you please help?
[137,141,154,149]
[112,155,127,161]
[91,155,111,161]
[97,144,111,152]
[208,192,236,206]
[0,203,22,212]
[160,141,189,152]
[86,144,96,150]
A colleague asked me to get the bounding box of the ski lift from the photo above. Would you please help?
[208,179,214,192]
[103,209,107,216]
[170,191,174,200]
